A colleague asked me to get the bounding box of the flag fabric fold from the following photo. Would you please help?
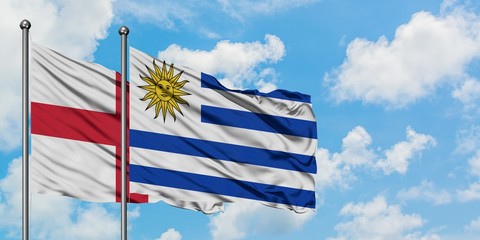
[129,47,317,213]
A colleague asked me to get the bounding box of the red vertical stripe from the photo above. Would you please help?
[114,72,148,203]
[115,72,122,202]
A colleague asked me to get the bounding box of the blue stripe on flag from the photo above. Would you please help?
[130,129,316,174]
[201,105,317,139]
[201,73,312,103]
[130,164,316,208]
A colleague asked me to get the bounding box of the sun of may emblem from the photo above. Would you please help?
[139,60,190,121]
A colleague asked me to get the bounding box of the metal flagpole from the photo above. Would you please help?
[119,25,129,240]
[20,19,31,240]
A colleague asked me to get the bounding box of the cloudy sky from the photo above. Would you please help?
[1,0,480,239]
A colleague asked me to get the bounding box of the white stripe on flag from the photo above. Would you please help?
[131,147,315,191]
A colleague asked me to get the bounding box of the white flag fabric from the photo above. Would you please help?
[129,47,317,213]
[31,42,124,202]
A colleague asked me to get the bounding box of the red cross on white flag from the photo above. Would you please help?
[30,42,146,203]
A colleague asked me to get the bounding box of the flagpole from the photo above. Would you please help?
[20,19,31,240]
[119,25,129,240]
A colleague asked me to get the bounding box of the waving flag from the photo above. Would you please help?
[129,47,317,213]
[30,42,146,203]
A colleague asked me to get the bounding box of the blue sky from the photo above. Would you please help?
[1,0,480,239]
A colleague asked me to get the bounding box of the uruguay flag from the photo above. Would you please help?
[129,47,317,213]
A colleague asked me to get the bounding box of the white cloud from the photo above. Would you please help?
[0,0,114,151]
[440,0,459,13]
[457,182,480,202]
[316,126,436,190]
[209,202,314,240]
[456,144,480,202]
[397,180,452,205]
[452,78,480,111]
[254,68,279,93]
[158,34,285,90]
[468,150,480,178]
[0,158,24,230]
[315,126,375,190]
[51,204,118,240]
[375,127,436,175]
[0,158,119,239]
[326,7,480,108]
[328,196,429,240]
[340,126,376,167]
[127,206,140,219]
[155,228,182,240]
[315,148,354,190]
[4,0,114,60]
[126,206,141,232]
[455,125,480,154]
[465,216,480,233]
[403,232,442,240]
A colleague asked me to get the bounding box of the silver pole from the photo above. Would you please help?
[119,26,129,240]
[20,19,31,240]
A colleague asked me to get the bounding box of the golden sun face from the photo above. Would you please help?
[139,60,190,121]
